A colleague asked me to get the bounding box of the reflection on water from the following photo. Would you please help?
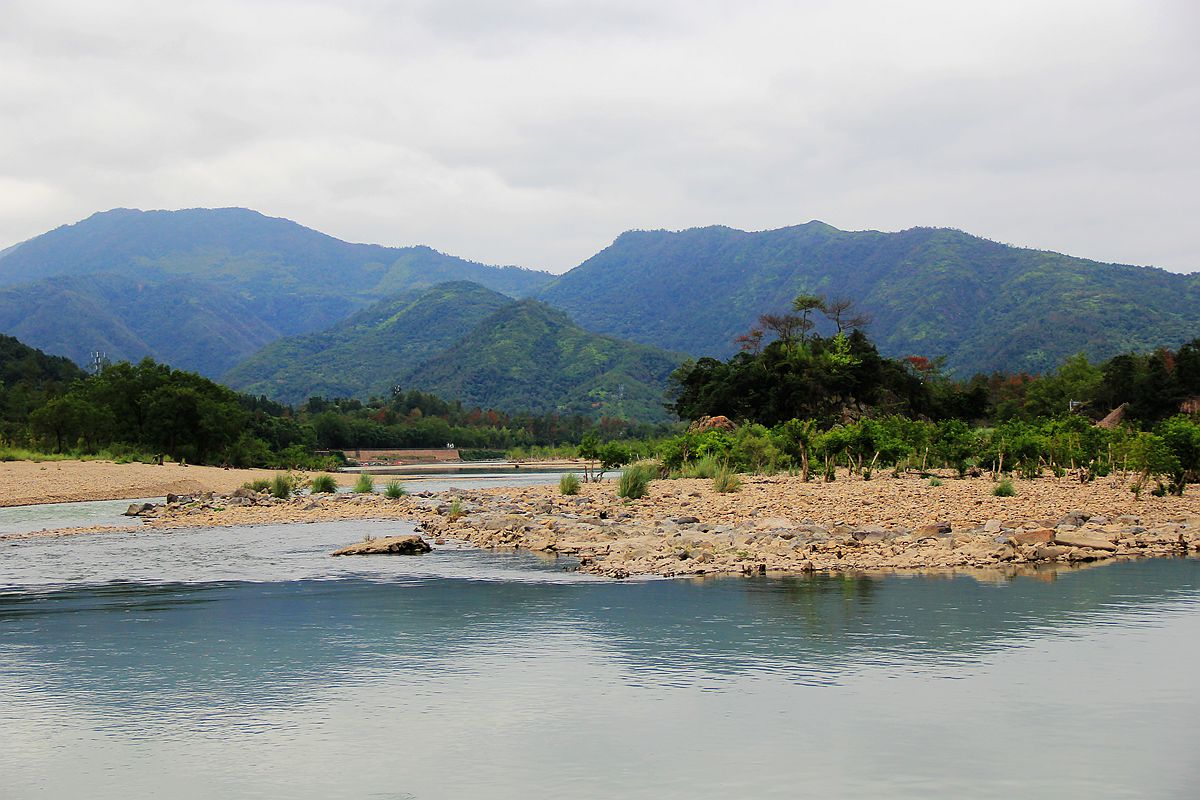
[1,522,1198,799]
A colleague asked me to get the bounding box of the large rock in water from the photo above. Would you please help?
[331,535,432,556]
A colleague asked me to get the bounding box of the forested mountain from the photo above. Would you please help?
[538,223,1200,375]
[400,299,685,422]
[6,209,1199,386]
[0,208,553,374]
[0,274,281,376]
[224,282,513,404]
[225,283,685,422]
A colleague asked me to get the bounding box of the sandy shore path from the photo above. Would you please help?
[0,460,345,507]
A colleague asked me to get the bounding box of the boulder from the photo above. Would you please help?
[123,502,154,516]
[914,522,952,537]
[1033,544,1072,560]
[1053,532,1117,552]
[1010,528,1054,545]
[331,535,432,556]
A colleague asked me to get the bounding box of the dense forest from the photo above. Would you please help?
[657,295,1200,493]
[540,222,1200,374]
[223,282,684,421]
[0,336,664,467]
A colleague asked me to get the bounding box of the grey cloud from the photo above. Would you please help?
[0,0,1196,273]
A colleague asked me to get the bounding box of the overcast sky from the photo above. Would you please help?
[2,0,1197,273]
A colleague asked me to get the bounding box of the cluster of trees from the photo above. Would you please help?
[302,391,666,453]
[0,335,86,446]
[662,293,1200,494]
[7,350,671,468]
[670,296,987,425]
[25,360,322,468]
[673,294,1200,428]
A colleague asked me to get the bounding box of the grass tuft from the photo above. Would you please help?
[713,466,742,493]
[618,463,655,499]
[559,472,581,495]
[270,473,293,499]
[353,473,375,494]
[992,478,1016,497]
[310,474,337,494]
[385,480,407,499]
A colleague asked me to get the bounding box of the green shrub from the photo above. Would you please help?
[310,474,337,494]
[618,465,652,499]
[353,472,375,493]
[928,477,943,487]
[448,497,465,520]
[459,449,507,462]
[244,478,271,492]
[993,478,1016,497]
[270,473,293,499]
[385,480,407,499]
[713,467,742,493]
[559,472,581,495]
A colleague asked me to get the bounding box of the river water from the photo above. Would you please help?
[1,517,1198,798]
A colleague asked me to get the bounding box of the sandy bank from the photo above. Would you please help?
[0,460,350,507]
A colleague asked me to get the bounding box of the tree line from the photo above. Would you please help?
[661,294,1200,493]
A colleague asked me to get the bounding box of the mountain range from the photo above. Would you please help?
[223,282,684,421]
[0,208,551,375]
[2,207,1197,416]
[540,223,1200,374]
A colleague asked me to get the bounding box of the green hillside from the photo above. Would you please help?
[0,274,282,376]
[224,282,513,404]
[0,207,553,336]
[539,223,1200,375]
[0,334,87,442]
[400,299,685,422]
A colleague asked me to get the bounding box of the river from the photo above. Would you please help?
[1,503,1197,798]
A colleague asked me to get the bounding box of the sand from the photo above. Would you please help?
[0,459,349,507]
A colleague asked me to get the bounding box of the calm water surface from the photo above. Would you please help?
[1,519,1198,799]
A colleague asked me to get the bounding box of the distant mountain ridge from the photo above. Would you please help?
[223,281,514,404]
[225,282,684,421]
[0,207,554,376]
[400,297,684,421]
[3,208,1198,393]
[538,222,1200,375]
[0,273,281,376]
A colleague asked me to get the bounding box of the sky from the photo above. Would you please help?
[2,0,1197,274]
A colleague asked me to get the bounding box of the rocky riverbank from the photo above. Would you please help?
[7,474,1199,579]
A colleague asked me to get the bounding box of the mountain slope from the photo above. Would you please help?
[539,223,1200,374]
[224,282,514,404]
[0,274,281,376]
[0,207,553,336]
[400,299,685,421]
